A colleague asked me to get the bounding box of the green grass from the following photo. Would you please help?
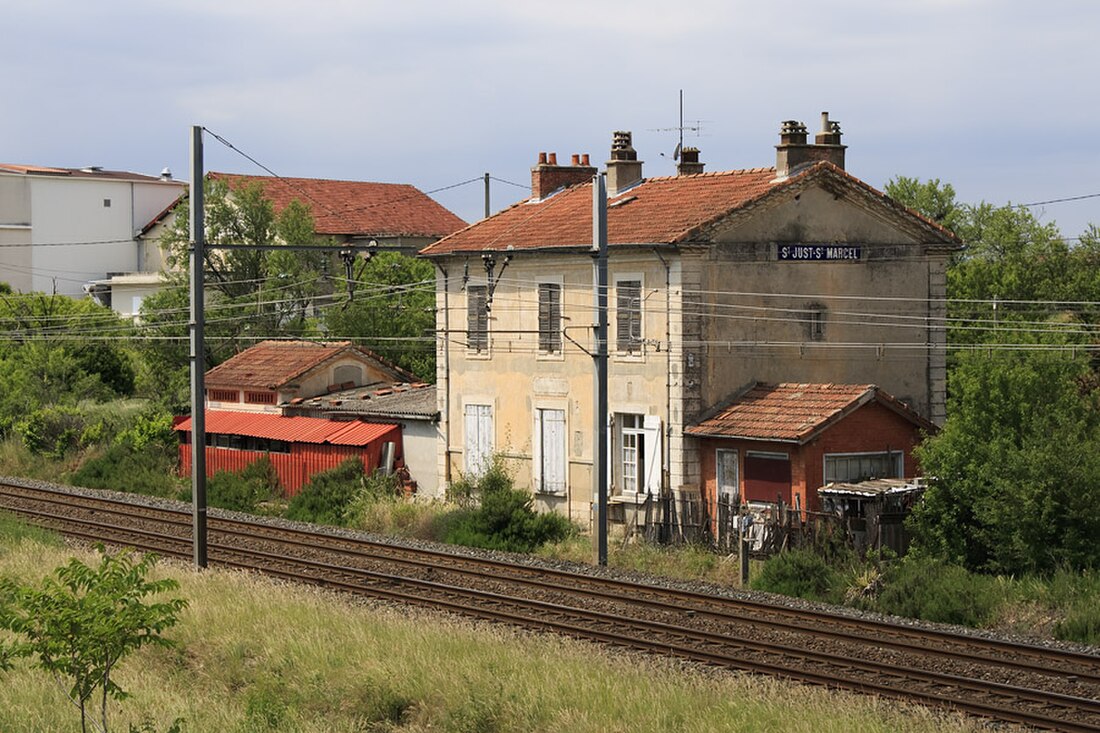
[0,516,982,733]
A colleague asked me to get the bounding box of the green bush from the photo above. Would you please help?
[115,410,176,451]
[70,443,182,497]
[872,556,1002,627]
[203,458,282,513]
[751,549,842,603]
[443,459,575,553]
[15,406,86,456]
[285,458,366,526]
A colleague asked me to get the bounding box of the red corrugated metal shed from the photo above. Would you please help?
[175,411,402,495]
[174,411,397,446]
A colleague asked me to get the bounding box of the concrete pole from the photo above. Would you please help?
[189,125,207,569]
[593,173,609,566]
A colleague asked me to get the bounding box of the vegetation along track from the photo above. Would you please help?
[1,479,1098,732]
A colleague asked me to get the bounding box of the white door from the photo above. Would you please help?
[464,403,493,476]
[534,408,566,492]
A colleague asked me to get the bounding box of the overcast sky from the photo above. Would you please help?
[3,0,1097,238]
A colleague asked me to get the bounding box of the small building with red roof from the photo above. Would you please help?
[686,382,934,516]
[177,340,428,495]
[419,114,959,525]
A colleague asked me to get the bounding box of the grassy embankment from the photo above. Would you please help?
[0,513,983,733]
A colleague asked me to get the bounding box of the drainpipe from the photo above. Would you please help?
[652,247,672,495]
[436,262,452,486]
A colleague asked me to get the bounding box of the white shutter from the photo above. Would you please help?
[464,405,479,475]
[479,406,493,475]
[606,413,614,493]
[532,409,543,490]
[545,409,566,492]
[642,415,662,495]
[464,404,493,476]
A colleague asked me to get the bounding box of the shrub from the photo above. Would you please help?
[114,410,176,451]
[203,457,282,513]
[285,458,366,526]
[751,549,842,603]
[872,556,1002,627]
[443,458,575,553]
[15,406,86,456]
[70,443,182,497]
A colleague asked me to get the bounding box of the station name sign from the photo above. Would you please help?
[777,244,862,261]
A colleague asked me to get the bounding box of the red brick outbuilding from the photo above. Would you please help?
[686,383,935,516]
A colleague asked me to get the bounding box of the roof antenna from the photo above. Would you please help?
[652,90,707,165]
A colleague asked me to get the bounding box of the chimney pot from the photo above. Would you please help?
[677,146,704,176]
[776,114,846,179]
[571,153,580,166]
[531,146,597,199]
[581,153,590,166]
[548,152,557,165]
[606,130,644,195]
[538,152,547,165]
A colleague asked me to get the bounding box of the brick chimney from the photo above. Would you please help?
[677,146,704,176]
[531,151,596,200]
[774,112,846,180]
[606,131,644,196]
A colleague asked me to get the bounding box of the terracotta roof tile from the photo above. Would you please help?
[419,162,960,256]
[209,172,466,239]
[204,340,410,390]
[687,383,886,443]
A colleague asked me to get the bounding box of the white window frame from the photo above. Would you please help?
[536,277,564,358]
[823,450,903,484]
[463,402,494,477]
[613,274,644,358]
[533,406,567,494]
[610,411,661,496]
[466,283,490,357]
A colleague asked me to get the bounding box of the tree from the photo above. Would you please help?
[910,351,1100,575]
[323,251,437,381]
[0,547,187,733]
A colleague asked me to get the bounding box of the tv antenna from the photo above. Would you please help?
[651,89,708,161]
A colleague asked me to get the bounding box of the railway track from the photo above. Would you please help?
[1,479,1098,732]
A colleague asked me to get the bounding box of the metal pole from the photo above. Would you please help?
[483,172,490,219]
[189,125,207,569]
[592,173,609,566]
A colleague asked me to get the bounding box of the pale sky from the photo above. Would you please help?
[3,0,1097,238]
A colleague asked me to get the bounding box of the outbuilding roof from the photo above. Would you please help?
[290,383,438,421]
[174,410,397,447]
[208,172,467,239]
[419,162,958,256]
[685,382,935,444]
[0,163,173,183]
[204,340,412,390]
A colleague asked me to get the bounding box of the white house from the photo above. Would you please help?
[0,164,185,312]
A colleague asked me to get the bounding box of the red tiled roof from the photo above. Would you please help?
[685,383,932,443]
[174,411,397,447]
[419,162,960,256]
[204,340,410,390]
[209,172,466,239]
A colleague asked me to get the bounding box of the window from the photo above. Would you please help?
[103,198,111,208]
[612,413,661,495]
[825,451,902,483]
[804,303,826,341]
[538,282,562,354]
[207,389,239,402]
[717,449,739,504]
[467,285,489,353]
[464,403,493,477]
[534,408,566,493]
[615,279,642,353]
[245,391,276,405]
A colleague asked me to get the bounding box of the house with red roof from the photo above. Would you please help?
[419,114,959,525]
[686,382,935,517]
[176,340,435,494]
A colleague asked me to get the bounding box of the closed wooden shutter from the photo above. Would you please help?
[538,283,562,353]
[616,280,641,352]
[464,403,493,476]
[467,286,488,352]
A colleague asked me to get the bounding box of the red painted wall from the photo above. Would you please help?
[179,425,402,496]
[696,401,925,521]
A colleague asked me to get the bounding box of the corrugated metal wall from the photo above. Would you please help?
[178,424,403,496]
